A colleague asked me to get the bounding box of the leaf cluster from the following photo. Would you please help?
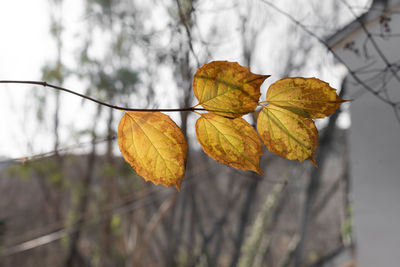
[118,61,347,190]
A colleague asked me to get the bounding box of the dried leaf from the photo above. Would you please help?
[266,77,347,118]
[193,61,269,118]
[118,111,188,190]
[195,113,263,174]
[257,105,318,165]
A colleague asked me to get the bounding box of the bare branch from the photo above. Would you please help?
[0,80,206,112]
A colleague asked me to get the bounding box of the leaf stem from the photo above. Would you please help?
[192,110,202,116]
[0,80,205,113]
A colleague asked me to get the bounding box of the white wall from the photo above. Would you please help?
[333,5,400,267]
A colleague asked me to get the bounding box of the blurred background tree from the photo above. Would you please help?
[0,0,374,266]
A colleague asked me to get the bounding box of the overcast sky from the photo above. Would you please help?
[0,1,89,158]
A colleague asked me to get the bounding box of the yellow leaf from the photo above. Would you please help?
[257,105,318,164]
[266,77,347,118]
[118,111,188,190]
[193,61,269,118]
[195,113,263,174]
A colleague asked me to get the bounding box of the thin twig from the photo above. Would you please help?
[258,0,398,108]
[0,80,205,112]
[340,0,400,84]
[0,136,117,166]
